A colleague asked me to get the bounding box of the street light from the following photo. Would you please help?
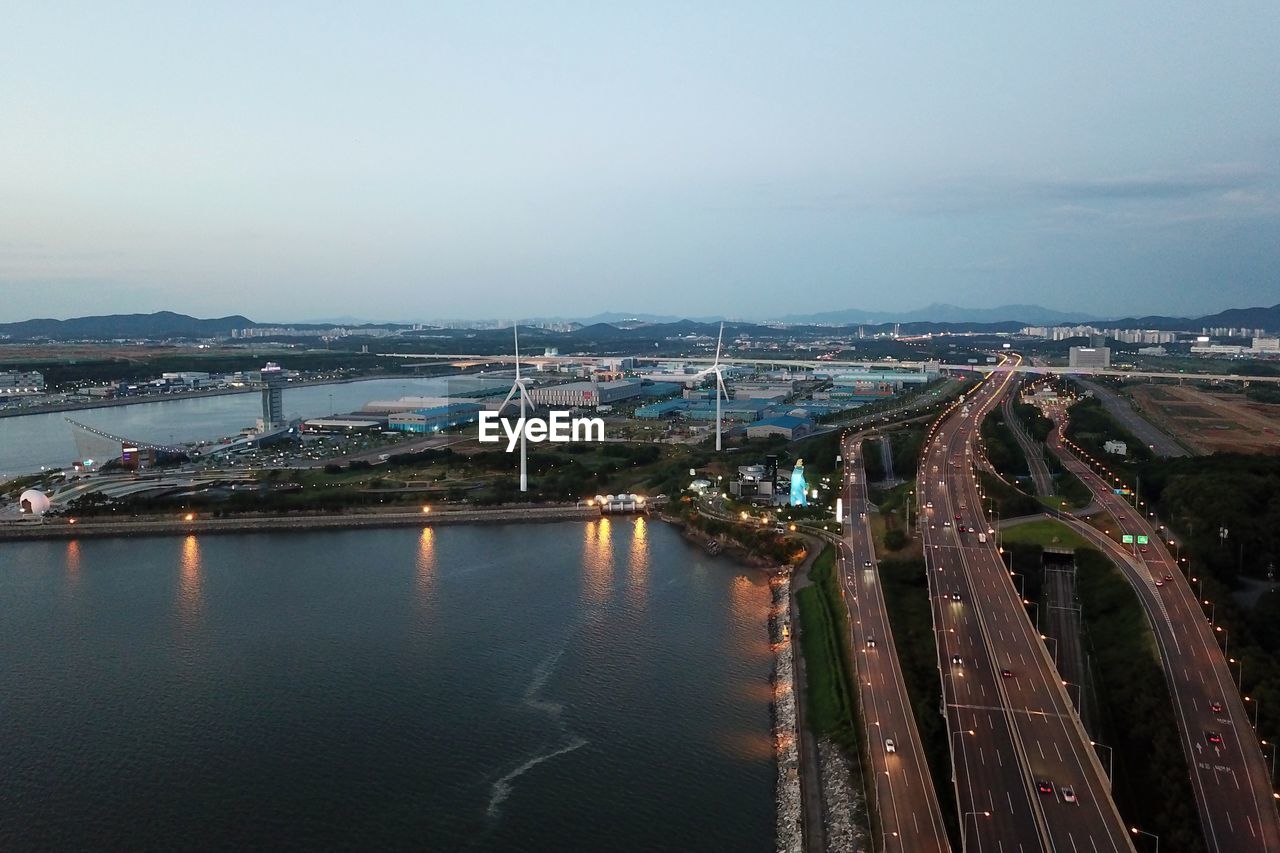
[963,810,991,850]
[1091,740,1114,789]
[1245,695,1260,729]
[1130,826,1159,852]
[1216,625,1229,657]
[1229,658,1243,691]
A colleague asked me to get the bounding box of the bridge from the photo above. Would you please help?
[66,418,189,469]
[378,352,1280,384]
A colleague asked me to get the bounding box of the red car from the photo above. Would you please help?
[1037,780,1055,796]
[1206,731,1223,746]
[1210,701,1225,714]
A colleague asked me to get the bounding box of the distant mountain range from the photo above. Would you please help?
[0,303,1276,342]
[776,302,1102,326]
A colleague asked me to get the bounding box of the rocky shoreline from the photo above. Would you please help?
[770,575,805,853]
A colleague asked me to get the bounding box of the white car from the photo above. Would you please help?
[1061,786,1077,804]
[885,738,896,754]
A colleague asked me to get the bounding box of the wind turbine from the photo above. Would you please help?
[695,322,730,451]
[498,322,536,491]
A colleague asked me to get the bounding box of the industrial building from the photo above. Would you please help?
[0,370,45,397]
[387,403,482,433]
[1068,347,1111,369]
[746,414,816,441]
[528,379,643,409]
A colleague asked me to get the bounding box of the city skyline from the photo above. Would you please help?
[4,2,1280,322]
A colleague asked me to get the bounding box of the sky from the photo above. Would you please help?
[2,1,1279,323]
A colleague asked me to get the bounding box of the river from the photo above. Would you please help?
[0,518,776,851]
[0,375,511,480]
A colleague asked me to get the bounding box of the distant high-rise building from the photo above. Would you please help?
[1068,347,1111,369]
[260,363,287,428]
[1089,332,1107,348]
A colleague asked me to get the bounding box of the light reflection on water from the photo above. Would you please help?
[0,521,775,852]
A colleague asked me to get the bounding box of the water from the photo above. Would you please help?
[0,519,777,851]
[0,375,512,480]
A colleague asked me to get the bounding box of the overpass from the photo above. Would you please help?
[378,352,1280,384]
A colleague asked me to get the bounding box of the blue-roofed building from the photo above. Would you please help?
[635,399,688,419]
[640,381,683,398]
[745,414,816,440]
[388,402,483,433]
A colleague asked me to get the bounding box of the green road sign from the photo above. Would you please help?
[1122,534,1135,544]
[1137,535,1149,545]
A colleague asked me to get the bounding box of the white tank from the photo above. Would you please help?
[19,489,51,515]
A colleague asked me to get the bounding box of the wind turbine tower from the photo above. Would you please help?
[498,323,536,491]
[697,323,730,451]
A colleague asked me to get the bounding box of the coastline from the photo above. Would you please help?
[0,370,425,420]
[0,504,602,541]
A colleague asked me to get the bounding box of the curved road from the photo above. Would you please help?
[1048,418,1280,851]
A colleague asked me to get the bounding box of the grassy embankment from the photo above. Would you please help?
[794,545,859,753]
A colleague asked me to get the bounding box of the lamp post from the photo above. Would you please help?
[1041,634,1059,667]
[963,810,991,851]
[1091,740,1114,789]
[1228,658,1243,691]
[1130,826,1159,852]
[949,730,975,782]
[1216,625,1229,657]
[1245,695,1260,729]
[1262,740,1278,785]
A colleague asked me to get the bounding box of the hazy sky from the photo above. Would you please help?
[3,1,1279,322]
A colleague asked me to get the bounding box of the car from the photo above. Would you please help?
[1164,574,1174,582]
[1061,786,1077,803]
[926,500,934,508]
[863,560,873,568]
[951,655,963,666]
[1001,669,1015,678]
[943,521,952,528]
[1206,731,1223,746]
[1210,700,1225,714]
[951,592,963,602]
[884,738,896,754]
[955,514,963,521]
[1155,579,1164,587]
[1140,546,1149,553]
[1037,780,1055,796]
[866,637,877,648]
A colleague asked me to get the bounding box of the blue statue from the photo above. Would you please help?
[790,458,808,507]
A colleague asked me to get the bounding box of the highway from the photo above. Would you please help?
[1046,417,1280,851]
[1072,379,1190,458]
[1001,380,1054,497]
[839,433,951,852]
[920,354,1134,852]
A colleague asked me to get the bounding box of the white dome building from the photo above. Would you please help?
[19,489,51,516]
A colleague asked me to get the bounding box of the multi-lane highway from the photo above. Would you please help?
[1072,379,1190,458]
[1047,417,1280,851]
[920,355,1134,852]
[839,433,950,852]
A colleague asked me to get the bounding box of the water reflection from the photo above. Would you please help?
[626,517,649,606]
[415,527,437,610]
[177,535,203,630]
[581,518,614,603]
[65,540,81,573]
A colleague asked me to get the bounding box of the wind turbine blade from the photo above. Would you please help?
[714,322,723,366]
[513,323,521,380]
[499,383,520,413]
